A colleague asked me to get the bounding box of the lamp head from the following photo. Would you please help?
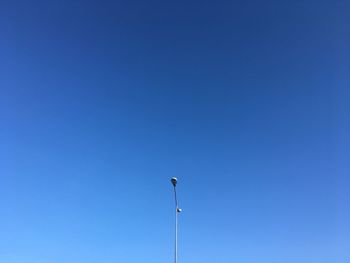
[171,177,178,187]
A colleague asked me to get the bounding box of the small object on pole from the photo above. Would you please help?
[171,177,181,263]
[171,177,177,187]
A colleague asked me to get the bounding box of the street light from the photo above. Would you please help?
[171,177,181,263]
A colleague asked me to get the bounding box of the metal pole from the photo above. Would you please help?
[171,178,181,263]
[174,186,178,263]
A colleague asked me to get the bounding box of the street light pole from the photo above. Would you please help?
[171,177,181,263]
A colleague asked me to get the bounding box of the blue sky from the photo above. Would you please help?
[1,0,349,262]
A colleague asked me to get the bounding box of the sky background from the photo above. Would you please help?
[1,0,350,262]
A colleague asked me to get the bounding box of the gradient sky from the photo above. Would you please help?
[1,0,350,262]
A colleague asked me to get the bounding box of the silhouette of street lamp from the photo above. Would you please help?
[171,177,181,263]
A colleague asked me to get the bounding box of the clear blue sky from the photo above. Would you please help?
[1,0,349,262]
